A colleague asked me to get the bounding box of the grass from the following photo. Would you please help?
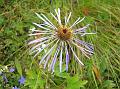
[0,0,120,89]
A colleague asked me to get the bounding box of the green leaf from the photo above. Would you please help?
[15,58,22,76]
[102,80,116,89]
[66,74,88,89]
[25,69,45,89]
[0,16,4,26]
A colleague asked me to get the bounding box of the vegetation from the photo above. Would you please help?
[0,0,120,89]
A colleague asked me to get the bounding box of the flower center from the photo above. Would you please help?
[63,29,67,34]
[57,26,73,41]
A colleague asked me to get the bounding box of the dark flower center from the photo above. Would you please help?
[57,26,73,41]
[63,29,67,34]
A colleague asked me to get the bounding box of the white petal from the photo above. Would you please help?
[55,8,61,25]
[71,41,90,58]
[74,24,90,33]
[50,44,60,72]
[39,40,59,64]
[28,32,53,36]
[59,42,64,72]
[65,16,67,25]
[51,12,58,22]
[33,22,51,31]
[44,51,52,69]
[30,37,54,52]
[66,12,72,25]
[35,13,46,22]
[68,42,84,66]
[70,17,80,28]
[28,36,52,45]
[35,13,56,29]
[75,17,85,26]
[32,39,57,58]
[70,17,85,29]
[41,14,57,29]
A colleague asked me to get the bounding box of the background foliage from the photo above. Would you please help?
[0,0,120,89]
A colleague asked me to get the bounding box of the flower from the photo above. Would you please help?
[3,74,8,83]
[18,76,25,85]
[12,86,20,89]
[9,68,15,72]
[28,8,95,72]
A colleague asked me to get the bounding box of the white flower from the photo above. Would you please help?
[28,8,95,72]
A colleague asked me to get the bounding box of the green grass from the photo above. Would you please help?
[0,0,120,89]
